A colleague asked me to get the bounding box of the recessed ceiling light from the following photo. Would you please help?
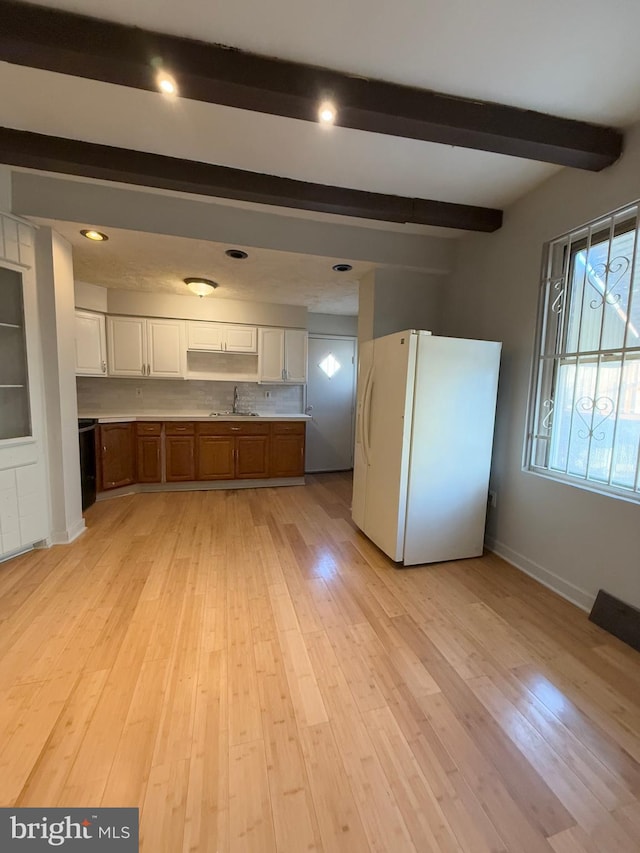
[184,277,217,297]
[157,73,177,96]
[318,101,337,125]
[225,249,248,260]
[80,229,109,242]
[332,263,352,272]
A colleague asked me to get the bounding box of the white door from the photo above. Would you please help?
[147,319,186,378]
[351,339,374,530]
[305,336,356,472]
[284,329,308,383]
[362,331,417,561]
[107,316,146,377]
[75,310,107,376]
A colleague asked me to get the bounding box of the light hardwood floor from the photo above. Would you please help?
[1,473,639,852]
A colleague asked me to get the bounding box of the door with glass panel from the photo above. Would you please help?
[305,335,356,472]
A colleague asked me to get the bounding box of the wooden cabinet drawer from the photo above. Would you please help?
[136,421,162,435]
[271,421,306,435]
[164,421,195,435]
[196,421,270,436]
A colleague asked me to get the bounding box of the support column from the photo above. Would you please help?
[35,227,85,544]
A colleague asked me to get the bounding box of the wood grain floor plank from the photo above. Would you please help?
[0,472,638,852]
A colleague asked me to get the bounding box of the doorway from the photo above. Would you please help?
[305,335,356,472]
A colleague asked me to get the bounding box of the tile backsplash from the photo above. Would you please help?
[77,378,305,415]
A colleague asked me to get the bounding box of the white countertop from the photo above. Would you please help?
[79,411,311,423]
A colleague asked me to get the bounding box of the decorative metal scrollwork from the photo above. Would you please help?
[575,396,615,440]
[549,277,565,314]
[586,255,630,309]
[541,399,554,431]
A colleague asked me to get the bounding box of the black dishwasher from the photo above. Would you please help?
[78,419,98,510]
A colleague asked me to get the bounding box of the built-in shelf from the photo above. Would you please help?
[0,266,31,441]
[185,350,259,383]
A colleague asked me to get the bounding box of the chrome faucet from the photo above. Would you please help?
[232,385,239,414]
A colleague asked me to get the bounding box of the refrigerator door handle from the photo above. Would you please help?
[357,362,372,452]
[362,367,374,466]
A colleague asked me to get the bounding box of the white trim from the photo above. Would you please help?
[485,535,594,612]
[50,518,86,545]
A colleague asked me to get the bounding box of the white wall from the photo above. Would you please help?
[358,267,446,342]
[373,268,444,338]
[0,166,11,210]
[106,288,307,328]
[75,280,108,312]
[308,313,358,336]
[444,123,640,610]
[36,228,85,544]
[13,172,455,274]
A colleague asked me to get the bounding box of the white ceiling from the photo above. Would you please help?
[6,0,640,313]
[24,0,640,125]
[35,218,369,315]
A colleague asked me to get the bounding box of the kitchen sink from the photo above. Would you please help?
[208,411,260,417]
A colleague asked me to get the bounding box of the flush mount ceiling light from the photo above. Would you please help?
[156,72,177,96]
[318,101,337,125]
[184,277,218,297]
[225,249,248,260]
[80,229,109,242]
[332,263,352,272]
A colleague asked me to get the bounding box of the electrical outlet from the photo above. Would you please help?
[488,490,497,508]
[135,387,143,398]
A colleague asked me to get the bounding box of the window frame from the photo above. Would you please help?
[524,202,640,504]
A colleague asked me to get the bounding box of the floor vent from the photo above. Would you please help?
[589,590,640,652]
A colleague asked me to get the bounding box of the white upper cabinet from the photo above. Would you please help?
[147,319,187,378]
[284,329,308,384]
[75,310,107,376]
[107,316,186,378]
[258,328,308,384]
[187,321,257,353]
[258,328,286,382]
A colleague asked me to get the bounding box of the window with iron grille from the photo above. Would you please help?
[526,202,640,501]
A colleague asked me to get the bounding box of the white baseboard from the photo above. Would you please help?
[50,518,86,545]
[485,535,594,612]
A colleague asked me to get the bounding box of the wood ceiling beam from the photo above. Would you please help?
[0,127,503,232]
[0,0,623,171]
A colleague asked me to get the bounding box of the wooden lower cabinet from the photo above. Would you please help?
[100,422,136,490]
[196,421,270,480]
[197,436,235,480]
[136,422,162,483]
[270,422,306,477]
[98,419,306,491]
[236,435,270,478]
[166,435,196,481]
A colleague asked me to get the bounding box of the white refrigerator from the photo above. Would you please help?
[352,330,501,566]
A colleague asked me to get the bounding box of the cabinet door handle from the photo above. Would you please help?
[147,363,151,376]
[230,426,240,431]
[141,364,145,375]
